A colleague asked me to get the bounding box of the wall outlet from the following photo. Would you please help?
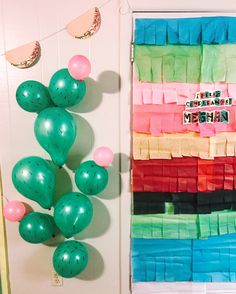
[51,270,63,286]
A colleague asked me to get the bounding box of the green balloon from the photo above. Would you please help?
[34,107,76,166]
[53,240,88,278]
[19,212,56,244]
[16,80,52,112]
[54,192,93,238]
[75,160,108,195]
[12,156,55,209]
[49,68,86,107]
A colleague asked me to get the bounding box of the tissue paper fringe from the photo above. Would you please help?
[132,157,236,192]
[132,234,236,282]
[134,44,236,83]
[133,191,236,215]
[133,105,236,137]
[133,132,236,160]
[135,17,236,45]
[132,210,236,239]
[133,79,236,106]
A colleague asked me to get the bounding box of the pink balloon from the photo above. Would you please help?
[4,200,26,222]
[68,55,91,80]
[93,147,114,167]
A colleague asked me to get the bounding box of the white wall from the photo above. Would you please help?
[0,0,126,293]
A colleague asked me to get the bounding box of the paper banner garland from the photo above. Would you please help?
[5,41,41,69]
[131,15,236,287]
[66,7,101,39]
[2,6,102,68]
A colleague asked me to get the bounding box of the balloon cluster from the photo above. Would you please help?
[4,55,114,279]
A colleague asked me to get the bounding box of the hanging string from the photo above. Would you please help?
[40,27,66,42]
[99,0,113,9]
[119,0,132,15]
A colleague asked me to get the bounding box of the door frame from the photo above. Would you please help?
[119,1,236,293]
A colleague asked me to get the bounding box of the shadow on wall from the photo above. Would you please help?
[97,71,121,94]
[68,78,103,113]
[118,152,130,174]
[43,227,65,247]
[69,71,121,113]
[66,114,95,172]
[99,152,130,200]
[74,197,110,240]
[76,243,104,281]
[65,70,122,172]
[52,166,73,205]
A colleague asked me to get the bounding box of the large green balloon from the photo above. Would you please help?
[48,68,86,107]
[54,192,93,238]
[53,240,88,278]
[12,156,55,209]
[75,160,108,195]
[34,107,76,167]
[16,80,52,112]
[19,212,56,244]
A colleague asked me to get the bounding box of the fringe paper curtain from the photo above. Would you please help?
[133,132,236,159]
[132,157,236,192]
[135,17,236,45]
[133,191,236,214]
[133,106,236,137]
[133,78,236,106]
[132,210,236,239]
[134,44,236,83]
[132,234,236,282]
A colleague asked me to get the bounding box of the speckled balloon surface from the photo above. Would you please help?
[48,68,86,107]
[34,107,76,166]
[19,212,55,244]
[75,160,108,195]
[54,192,93,238]
[16,80,52,112]
[53,240,88,278]
[12,156,55,209]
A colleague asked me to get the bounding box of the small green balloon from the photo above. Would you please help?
[16,80,52,112]
[12,156,56,209]
[53,240,88,278]
[34,107,76,166]
[75,160,108,195]
[49,68,86,107]
[19,212,56,244]
[54,192,93,238]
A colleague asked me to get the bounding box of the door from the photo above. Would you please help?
[119,5,236,294]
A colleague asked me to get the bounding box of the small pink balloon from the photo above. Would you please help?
[4,200,26,222]
[93,147,114,167]
[68,55,91,80]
